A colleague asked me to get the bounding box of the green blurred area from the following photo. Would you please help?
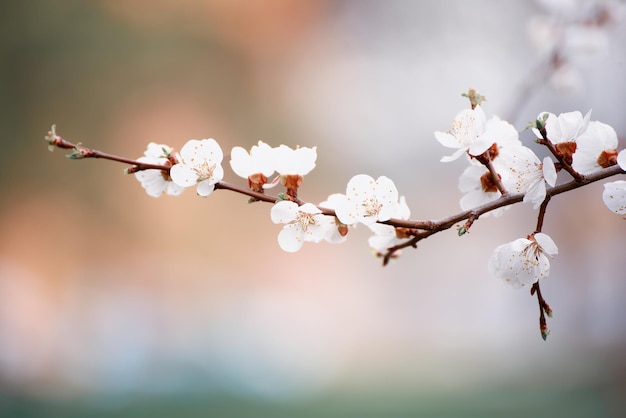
[0,386,614,418]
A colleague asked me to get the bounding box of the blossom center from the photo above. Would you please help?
[193,161,216,181]
[296,211,317,231]
[362,197,383,217]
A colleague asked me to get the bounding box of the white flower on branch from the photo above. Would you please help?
[435,106,520,163]
[602,149,626,215]
[458,165,510,217]
[506,146,557,209]
[488,233,559,289]
[230,140,276,178]
[230,141,276,192]
[533,110,591,164]
[134,143,185,198]
[572,121,619,175]
[603,180,626,215]
[270,201,326,252]
[170,138,224,197]
[368,196,411,256]
[318,194,349,244]
[334,175,400,226]
[267,144,317,196]
[435,106,487,162]
[468,116,521,161]
[272,145,317,177]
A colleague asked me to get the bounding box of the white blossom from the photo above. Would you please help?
[334,175,400,226]
[458,165,509,217]
[272,145,317,176]
[618,149,626,170]
[602,180,626,215]
[572,121,619,174]
[534,110,591,144]
[270,201,326,252]
[436,105,522,163]
[170,138,224,197]
[506,146,557,209]
[435,106,487,162]
[488,233,559,289]
[367,196,411,254]
[229,141,275,179]
[134,143,184,198]
[318,194,349,244]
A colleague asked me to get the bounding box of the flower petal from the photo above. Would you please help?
[196,180,215,197]
[277,225,304,252]
[534,233,558,256]
[603,180,626,215]
[170,164,199,187]
[542,157,557,187]
[270,201,298,224]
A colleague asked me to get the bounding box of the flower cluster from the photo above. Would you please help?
[435,97,622,292]
[133,139,410,254]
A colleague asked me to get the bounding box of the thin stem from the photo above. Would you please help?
[535,196,551,233]
[537,130,585,182]
[485,159,508,196]
[531,281,552,340]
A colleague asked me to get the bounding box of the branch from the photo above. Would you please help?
[381,164,624,261]
[46,128,625,263]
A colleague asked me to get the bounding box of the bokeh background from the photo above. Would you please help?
[1,0,626,416]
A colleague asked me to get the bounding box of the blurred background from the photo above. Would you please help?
[1,0,626,416]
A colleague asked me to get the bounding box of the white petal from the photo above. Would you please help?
[523,179,546,209]
[333,197,359,226]
[374,176,399,205]
[166,182,185,196]
[534,233,558,256]
[302,219,326,243]
[277,225,304,252]
[440,147,468,163]
[292,146,317,175]
[212,164,225,184]
[196,180,215,197]
[197,138,224,162]
[298,202,322,215]
[250,141,276,176]
[179,139,203,161]
[270,201,298,224]
[542,157,557,187]
[170,164,198,187]
[617,150,626,171]
[346,174,375,196]
[434,131,457,148]
[229,146,253,178]
[603,181,626,215]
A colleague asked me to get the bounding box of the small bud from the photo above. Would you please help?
[462,89,486,109]
[125,165,140,174]
[66,147,88,159]
[276,193,287,202]
[457,226,468,236]
[45,124,59,151]
[543,303,553,318]
[540,325,551,341]
[527,113,549,131]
